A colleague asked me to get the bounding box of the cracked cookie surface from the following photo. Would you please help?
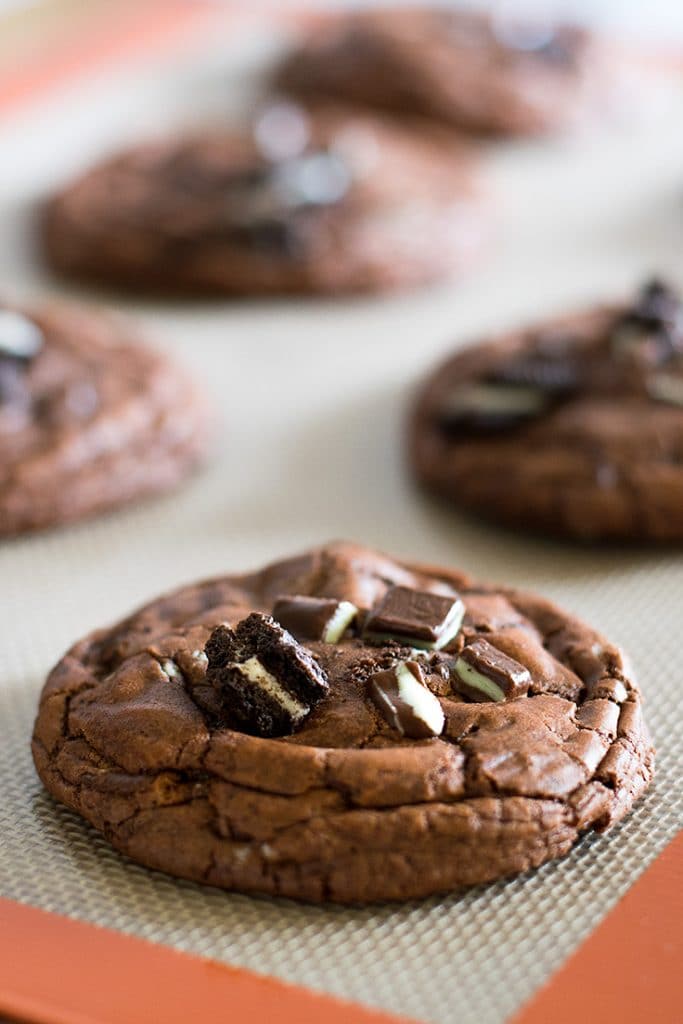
[32,542,654,903]
[0,300,209,535]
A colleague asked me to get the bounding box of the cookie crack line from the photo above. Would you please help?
[32,542,654,903]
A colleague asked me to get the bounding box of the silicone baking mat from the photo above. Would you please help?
[0,4,682,1022]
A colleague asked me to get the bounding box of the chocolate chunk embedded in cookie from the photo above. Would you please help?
[368,660,445,738]
[43,102,486,296]
[272,595,358,643]
[0,299,209,535]
[410,280,683,541]
[274,8,616,137]
[452,639,531,702]
[32,542,654,903]
[363,585,464,650]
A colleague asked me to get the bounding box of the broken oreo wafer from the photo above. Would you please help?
[452,638,531,702]
[368,660,444,739]
[204,613,329,737]
[272,595,358,643]
[363,585,464,650]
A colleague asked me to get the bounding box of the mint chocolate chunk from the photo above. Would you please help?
[363,585,464,651]
[272,595,358,643]
[452,638,531,702]
[438,382,550,435]
[368,660,444,739]
[205,613,329,737]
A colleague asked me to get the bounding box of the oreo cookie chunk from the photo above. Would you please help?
[410,279,683,541]
[43,101,486,296]
[0,299,209,536]
[33,542,654,903]
[274,7,621,138]
[204,613,329,737]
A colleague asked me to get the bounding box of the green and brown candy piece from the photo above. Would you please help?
[452,638,531,702]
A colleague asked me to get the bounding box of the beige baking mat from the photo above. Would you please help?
[1,10,683,1024]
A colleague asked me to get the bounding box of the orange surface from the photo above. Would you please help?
[512,831,683,1024]
[0,834,680,1024]
[0,0,215,116]
[0,897,416,1024]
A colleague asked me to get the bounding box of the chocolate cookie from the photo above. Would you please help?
[42,102,485,296]
[274,8,612,137]
[0,300,209,535]
[32,542,654,903]
[410,279,683,542]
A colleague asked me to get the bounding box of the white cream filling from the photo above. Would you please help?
[647,372,683,408]
[323,601,358,643]
[431,600,465,651]
[443,384,548,417]
[235,656,308,722]
[161,659,182,681]
[395,663,444,736]
[455,658,505,702]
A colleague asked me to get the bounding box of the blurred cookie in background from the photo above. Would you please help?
[274,6,631,137]
[42,100,488,296]
[0,300,210,535]
[409,279,683,542]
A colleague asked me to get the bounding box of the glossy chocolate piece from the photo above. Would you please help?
[205,613,329,737]
[452,638,531,702]
[363,585,464,650]
[272,595,358,643]
[368,660,444,739]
